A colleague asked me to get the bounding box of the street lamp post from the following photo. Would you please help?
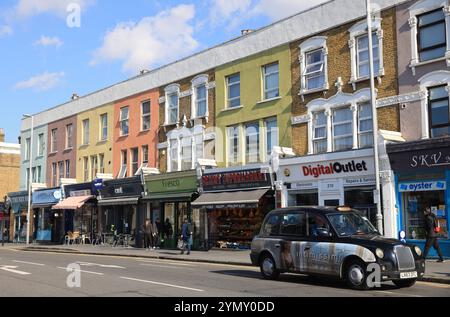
[24,114,34,245]
[366,0,383,235]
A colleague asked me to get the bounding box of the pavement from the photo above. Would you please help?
[0,246,449,297]
[3,243,450,285]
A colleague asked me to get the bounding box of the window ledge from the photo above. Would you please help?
[64,147,73,152]
[349,73,384,85]
[221,105,244,113]
[299,87,328,96]
[48,151,58,155]
[257,97,282,105]
[410,57,447,72]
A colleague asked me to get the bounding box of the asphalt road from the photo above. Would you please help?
[0,248,449,297]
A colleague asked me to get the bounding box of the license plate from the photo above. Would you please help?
[400,271,417,279]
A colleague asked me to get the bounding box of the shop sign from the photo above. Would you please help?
[70,190,91,197]
[399,181,447,192]
[202,168,272,192]
[282,157,375,182]
[388,146,450,173]
[344,176,376,187]
[290,182,318,190]
[32,189,62,205]
[146,173,198,195]
[100,178,143,199]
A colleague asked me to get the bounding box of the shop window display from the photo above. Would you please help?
[403,191,447,240]
[209,208,264,249]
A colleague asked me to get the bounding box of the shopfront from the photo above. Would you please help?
[387,137,450,258]
[143,170,199,250]
[7,191,30,243]
[52,182,98,241]
[277,149,378,224]
[0,203,8,242]
[97,176,143,243]
[32,188,63,243]
[192,165,275,250]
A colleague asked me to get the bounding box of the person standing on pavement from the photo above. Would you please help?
[151,219,159,250]
[142,219,153,251]
[423,207,445,262]
[164,218,173,240]
[155,218,163,248]
[180,218,193,255]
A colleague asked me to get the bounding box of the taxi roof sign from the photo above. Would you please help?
[336,206,352,212]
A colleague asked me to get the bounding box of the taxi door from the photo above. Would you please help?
[300,212,340,276]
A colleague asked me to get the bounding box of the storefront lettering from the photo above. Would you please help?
[410,152,450,168]
[302,161,368,178]
[114,187,123,194]
[162,180,181,188]
[203,171,268,186]
[399,181,446,192]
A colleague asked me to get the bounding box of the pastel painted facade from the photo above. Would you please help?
[46,115,77,187]
[215,44,292,167]
[76,103,114,182]
[20,124,48,190]
[113,89,159,178]
[158,70,216,173]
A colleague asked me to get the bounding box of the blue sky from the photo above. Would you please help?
[0,0,326,143]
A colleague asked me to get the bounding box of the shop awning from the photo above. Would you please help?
[191,189,269,209]
[143,192,195,202]
[97,197,140,206]
[52,196,94,210]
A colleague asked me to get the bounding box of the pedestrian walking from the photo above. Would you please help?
[423,207,445,262]
[180,218,193,255]
[142,219,153,251]
[155,218,163,248]
[164,218,173,240]
[151,220,159,250]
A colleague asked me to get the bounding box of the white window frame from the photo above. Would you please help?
[91,155,98,181]
[51,129,57,153]
[83,157,89,182]
[180,136,193,171]
[348,16,384,90]
[37,133,44,157]
[119,107,129,136]
[245,122,260,164]
[130,148,139,176]
[25,138,31,160]
[66,124,73,149]
[299,36,329,97]
[52,162,57,187]
[226,73,241,108]
[191,74,209,120]
[227,125,241,166]
[358,102,374,148]
[264,117,278,161]
[165,84,180,125]
[65,160,70,179]
[312,112,328,155]
[136,146,149,175]
[99,154,105,174]
[332,107,354,152]
[306,88,373,154]
[262,63,280,100]
[356,32,380,79]
[408,0,450,74]
[141,100,151,131]
[100,113,108,141]
[82,119,90,145]
[58,161,64,185]
[168,137,179,173]
[418,70,450,139]
[119,150,128,178]
[36,166,41,183]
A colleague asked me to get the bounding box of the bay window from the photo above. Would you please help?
[181,138,193,171]
[170,139,179,172]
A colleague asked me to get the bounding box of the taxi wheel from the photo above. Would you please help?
[392,279,417,288]
[260,254,280,280]
[345,259,370,290]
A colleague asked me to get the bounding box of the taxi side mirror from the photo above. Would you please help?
[317,228,332,238]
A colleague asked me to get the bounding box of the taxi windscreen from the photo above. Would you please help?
[327,212,379,237]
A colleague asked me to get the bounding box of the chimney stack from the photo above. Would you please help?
[0,128,4,143]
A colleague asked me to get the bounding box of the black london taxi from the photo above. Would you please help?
[250,207,426,290]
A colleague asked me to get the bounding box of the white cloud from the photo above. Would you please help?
[14,0,95,19]
[209,0,252,28]
[91,4,199,73]
[14,71,65,92]
[0,25,13,38]
[250,0,329,21]
[34,35,63,48]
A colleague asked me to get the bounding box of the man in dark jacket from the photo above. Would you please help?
[181,218,193,255]
[423,208,445,262]
[142,219,153,251]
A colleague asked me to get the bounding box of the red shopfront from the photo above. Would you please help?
[192,165,274,250]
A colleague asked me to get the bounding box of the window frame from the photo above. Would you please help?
[25,137,31,160]
[226,73,241,108]
[82,119,90,145]
[245,122,260,164]
[65,124,73,149]
[65,160,70,179]
[304,49,325,91]
[279,212,307,237]
[227,125,240,166]
[37,133,44,157]
[356,32,380,79]
[119,107,129,137]
[52,162,57,187]
[264,117,278,159]
[131,148,139,176]
[83,157,89,182]
[417,8,447,62]
[180,137,193,171]
[51,129,57,153]
[358,102,374,148]
[141,100,151,132]
[332,107,354,152]
[428,85,450,137]
[312,111,328,154]
[119,150,128,178]
[262,62,280,100]
[99,154,105,174]
[100,113,108,141]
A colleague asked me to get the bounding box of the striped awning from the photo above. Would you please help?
[52,196,94,210]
